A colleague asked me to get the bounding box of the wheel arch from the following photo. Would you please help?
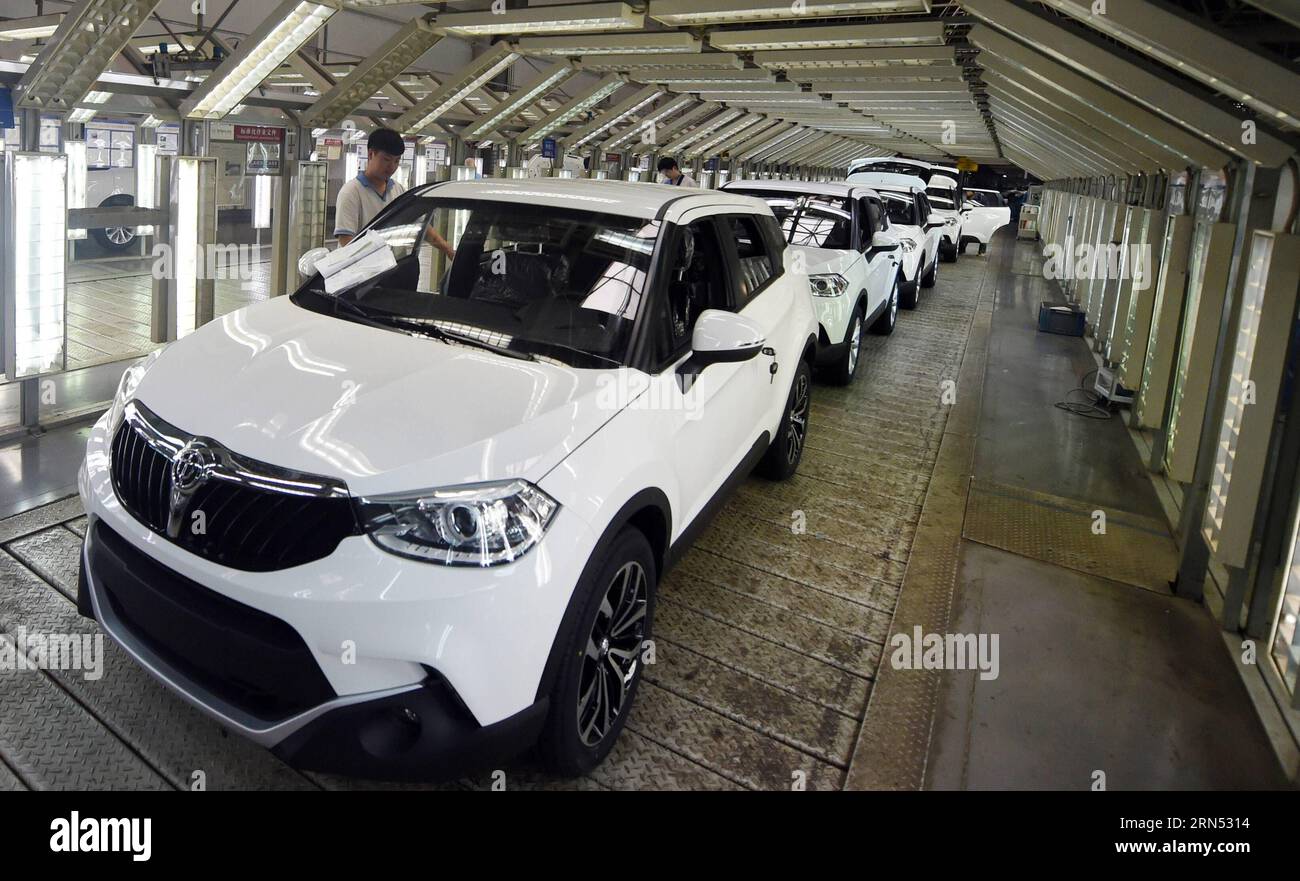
[533,488,671,704]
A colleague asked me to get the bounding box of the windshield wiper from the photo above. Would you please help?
[431,325,537,361]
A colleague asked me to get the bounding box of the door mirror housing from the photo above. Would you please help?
[868,230,899,252]
[678,309,766,390]
[298,247,331,279]
[925,214,945,231]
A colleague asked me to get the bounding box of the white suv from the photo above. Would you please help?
[925,174,963,262]
[77,179,819,780]
[722,179,902,385]
[960,188,1012,254]
[846,171,944,308]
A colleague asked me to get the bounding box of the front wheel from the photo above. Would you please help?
[827,309,863,386]
[871,273,899,335]
[940,238,958,262]
[757,358,812,481]
[921,253,938,288]
[539,528,656,777]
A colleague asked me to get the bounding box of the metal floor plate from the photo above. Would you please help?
[963,479,1179,594]
[0,254,991,790]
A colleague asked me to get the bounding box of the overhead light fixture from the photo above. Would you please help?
[462,63,579,139]
[0,13,65,41]
[67,89,112,123]
[517,32,700,56]
[393,42,520,134]
[167,157,218,339]
[520,75,625,143]
[564,85,664,149]
[753,47,953,69]
[579,52,743,71]
[436,2,643,36]
[644,68,775,84]
[687,114,768,157]
[15,0,166,113]
[629,100,722,153]
[181,0,340,119]
[303,18,442,129]
[697,94,827,104]
[602,94,696,150]
[650,0,930,25]
[672,80,799,94]
[663,107,743,153]
[709,22,945,52]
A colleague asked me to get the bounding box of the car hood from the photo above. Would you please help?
[129,297,625,497]
[791,245,864,277]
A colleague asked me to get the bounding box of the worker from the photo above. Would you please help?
[335,127,454,259]
[657,156,698,187]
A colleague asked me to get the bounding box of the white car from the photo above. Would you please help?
[846,171,944,308]
[925,174,964,262]
[960,188,1012,254]
[76,179,819,780]
[722,179,902,385]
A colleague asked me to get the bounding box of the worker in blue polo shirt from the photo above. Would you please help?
[334,127,454,259]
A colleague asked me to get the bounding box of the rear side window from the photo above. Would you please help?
[861,197,886,240]
[725,214,778,305]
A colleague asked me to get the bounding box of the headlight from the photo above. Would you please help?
[359,479,559,566]
[809,273,849,298]
[945,216,959,226]
[107,347,164,435]
[899,238,917,253]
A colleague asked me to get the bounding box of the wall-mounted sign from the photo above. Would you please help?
[605,153,621,163]
[0,88,13,130]
[541,137,557,159]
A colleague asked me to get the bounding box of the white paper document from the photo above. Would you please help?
[317,234,399,294]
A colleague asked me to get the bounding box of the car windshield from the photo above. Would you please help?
[849,160,932,182]
[880,193,915,226]
[739,192,853,250]
[292,197,661,368]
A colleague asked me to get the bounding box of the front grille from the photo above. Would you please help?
[89,520,336,722]
[110,402,361,572]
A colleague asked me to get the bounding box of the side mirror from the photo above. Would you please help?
[298,247,330,279]
[868,230,899,252]
[925,215,945,231]
[678,309,765,390]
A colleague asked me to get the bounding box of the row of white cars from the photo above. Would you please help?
[76,167,1007,782]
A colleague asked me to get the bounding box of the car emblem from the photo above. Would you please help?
[167,440,218,538]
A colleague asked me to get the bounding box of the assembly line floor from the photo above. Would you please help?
[0,232,1284,789]
[66,256,271,370]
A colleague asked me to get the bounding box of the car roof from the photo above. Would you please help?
[928,174,959,189]
[720,179,882,200]
[409,177,772,222]
[850,157,931,171]
[845,171,925,194]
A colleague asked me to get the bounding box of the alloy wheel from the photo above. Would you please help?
[847,317,861,375]
[107,226,135,246]
[786,372,810,465]
[576,560,648,747]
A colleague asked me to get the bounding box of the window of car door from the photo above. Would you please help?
[859,196,886,250]
[721,213,781,309]
[651,217,734,368]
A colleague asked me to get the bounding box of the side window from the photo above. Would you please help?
[656,218,731,363]
[724,214,776,306]
[916,193,931,222]
[860,197,885,245]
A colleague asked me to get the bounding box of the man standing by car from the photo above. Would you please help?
[657,157,698,188]
[335,128,454,259]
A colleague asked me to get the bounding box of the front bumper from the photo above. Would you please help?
[78,409,595,776]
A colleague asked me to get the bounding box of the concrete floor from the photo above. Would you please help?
[924,234,1286,790]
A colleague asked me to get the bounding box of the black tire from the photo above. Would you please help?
[826,305,863,386]
[871,272,899,335]
[757,358,811,481]
[921,253,938,289]
[940,238,958,262]
[899,272,920,310]
[538,528,656,777]
[90,194,138,254]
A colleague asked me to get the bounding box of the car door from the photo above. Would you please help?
[641,211,771,533]
[962,190,1012,242]
[858,195,899,309]
[916,192,942,264]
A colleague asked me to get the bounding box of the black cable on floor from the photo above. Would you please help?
[1055,367,1112,420]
